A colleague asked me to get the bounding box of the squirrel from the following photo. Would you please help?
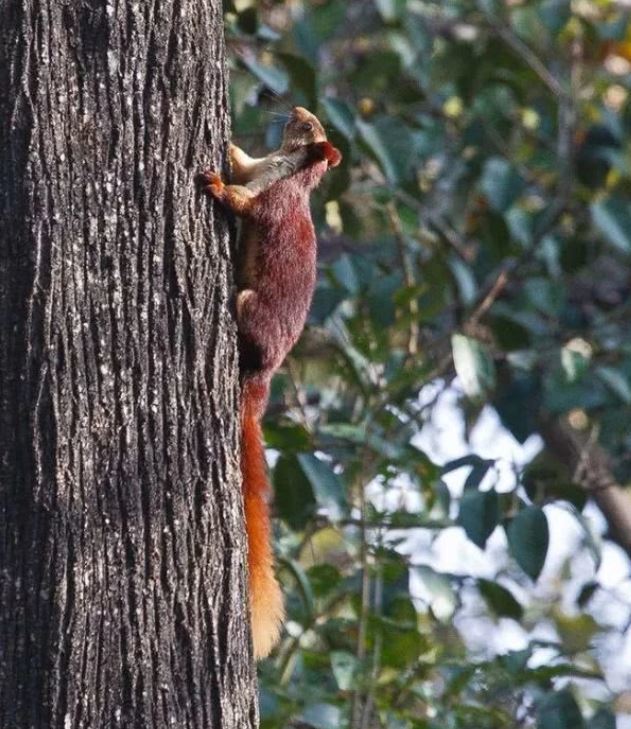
[200,107,342,659]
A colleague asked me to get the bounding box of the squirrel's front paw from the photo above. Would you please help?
[198,170,225,198]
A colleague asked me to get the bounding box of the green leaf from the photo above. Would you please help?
[367,272,400,328]
[442,455,493,474]
[236,6,258,35]
[318,422,403,460]
[524,278,564,316]
[477,579,523,620]
[529,663,602,683]
[310,0,346,41]
[297,453,346,520]
[464,461,493,490]
[500,648,531,674]
[555,612,600,653]
[322,98,356,139]
[330,651,358,691]
[300,703,342,729]
[256,23,281,43]
[450,256,477,306]
[543,368,608,414]
[282,558,315,618]
[573,510,602,570]
[310,284,347,323]
[539,0,571,33]
[537,689,585,729]
[494,372,540,442]
[507,208,536,248]
[480,157,525,212]
[240,57,288,95]
[258,687,279,723]
[506,506,549,580]
[458,489,499,549]
[596,365,631,404]
[378,546,409,591]
[263,422,311,451]
[451,334,496,399]
[331,253,360,294]
[591,196,631,253]
[576,581,598,608]
[414,566,457,621]
[535,480,587,511]
[560,346,589,383]
[378,619,426,669]
[357,117,415,183]
[274,454,316,530]
[523,459,587,511]
[307,563,342,597]
[352,51,401,93]
[387,595,417,624]
[589,708,616,729]
[374,0,406,23]
[277,53,317,109]
[478,0,500,11]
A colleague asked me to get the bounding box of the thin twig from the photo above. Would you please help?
[359,566,383,729]
[276,591,352,686]
[468,269,509,327]
[350,472,371,729]
[482,12,568,99]
[285,357,312,430]
[572,425,600,485]
[382,184,473,263]
[386,201,420,357]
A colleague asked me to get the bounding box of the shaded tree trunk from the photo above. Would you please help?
[0,1,257,727]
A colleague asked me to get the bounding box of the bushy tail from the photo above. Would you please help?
[241,376,284,659]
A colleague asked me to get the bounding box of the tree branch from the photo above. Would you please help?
[481,12,568,100]
[540,417,631,559]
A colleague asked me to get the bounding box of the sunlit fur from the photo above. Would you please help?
[280,106,327,152]
[201,115,341,659]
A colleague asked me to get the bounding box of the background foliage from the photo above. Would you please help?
[223,1,631,727]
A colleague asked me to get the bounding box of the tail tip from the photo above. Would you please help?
[251,577,285,660]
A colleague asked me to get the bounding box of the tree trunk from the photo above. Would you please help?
[0,1,257,727]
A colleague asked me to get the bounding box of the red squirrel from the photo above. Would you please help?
[200,107,342,658]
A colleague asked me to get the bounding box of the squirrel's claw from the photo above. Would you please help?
[198,170,225,198]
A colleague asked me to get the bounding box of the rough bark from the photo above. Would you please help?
[540,418,631,559]
[0,1,257,727]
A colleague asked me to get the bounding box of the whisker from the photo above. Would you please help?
[260,88,292,106]
[261,110,291,119]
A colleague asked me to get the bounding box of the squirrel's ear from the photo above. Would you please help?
[318,141,341,168]
[327,145,342,168]
[309,141,342,167]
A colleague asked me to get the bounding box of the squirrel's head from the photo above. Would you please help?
[281,107,327,151]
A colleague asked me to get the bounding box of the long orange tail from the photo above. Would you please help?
[241,376,284,659]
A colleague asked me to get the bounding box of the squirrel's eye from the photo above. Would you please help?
[301,122,314,132]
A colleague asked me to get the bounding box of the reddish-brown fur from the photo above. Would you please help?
[201,124,341,658]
